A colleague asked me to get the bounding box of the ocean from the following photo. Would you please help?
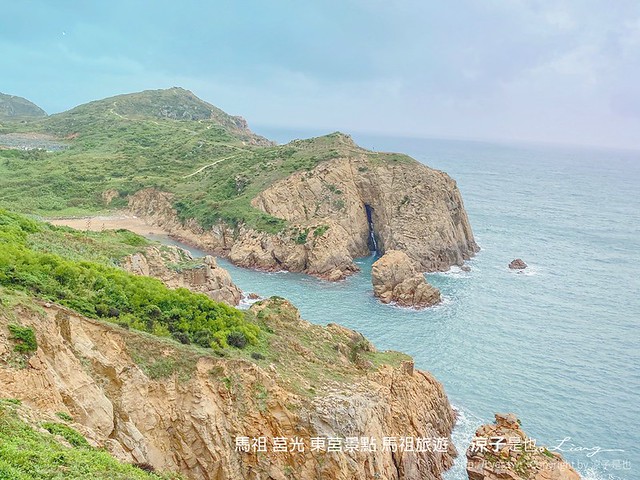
[157,132,640,480]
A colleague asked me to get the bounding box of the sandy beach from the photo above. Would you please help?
[48,214,169,236]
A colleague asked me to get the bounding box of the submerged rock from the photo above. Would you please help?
[466,413,581,480]
[371,250,441,308]
[509,258,528,270]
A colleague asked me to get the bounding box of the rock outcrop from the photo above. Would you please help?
[466,413,580,480]
[509,259,528,270]
[129,145,478,280]
[121,245,242,306]
[0,298,457,480]
[372,250,441,308]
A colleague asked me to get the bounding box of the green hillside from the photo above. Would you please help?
[0,209,260,349]
[0,88,409,233]
[0,93,47,119]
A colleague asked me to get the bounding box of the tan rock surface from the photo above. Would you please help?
[121,245,242,306]
[466,413,581,480]
[372,250,441,308]
[0,299,457,480]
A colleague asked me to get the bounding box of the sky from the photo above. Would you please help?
[1,0,640,150]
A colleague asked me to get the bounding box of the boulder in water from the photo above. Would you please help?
[372,250,441,308]
[509,258,527,270]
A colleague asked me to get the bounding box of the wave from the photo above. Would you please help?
[443,404,485,480]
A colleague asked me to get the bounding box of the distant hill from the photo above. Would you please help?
[0,92,47,119]
[53,87,263,140]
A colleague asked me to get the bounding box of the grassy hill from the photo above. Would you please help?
[0,93,47,119]
[0,88,408,233]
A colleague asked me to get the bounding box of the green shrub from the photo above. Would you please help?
[7,324,37,353]
[55,412,74,422]
[227,331,248,349]
[42,422,90,448]
[313,225,329,237]
[294,228,309,244]
[0,210,261,351]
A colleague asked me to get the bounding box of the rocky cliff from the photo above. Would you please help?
[121,245,243,306]
[129,136,478,280]
[466,413,580,480]
[1,296,457,480]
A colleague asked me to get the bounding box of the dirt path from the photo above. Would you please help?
[182,153,239,178]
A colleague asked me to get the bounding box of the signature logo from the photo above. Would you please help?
[548,437,625,457]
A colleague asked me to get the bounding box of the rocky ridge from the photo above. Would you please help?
[0,296,457,480]
[129,143,478,280]
[372,250,441,308]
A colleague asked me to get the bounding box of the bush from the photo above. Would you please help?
[193,330,215,348]
[251,352,265,360]
[172,331,190,345]
[0,210,261,351]
[42,422,90,448]
[227,331,248,349]
[7,324,37,353]
[55,411,74,422]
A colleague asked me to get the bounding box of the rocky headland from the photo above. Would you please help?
[128,139,478,281]
[466,413,580,480]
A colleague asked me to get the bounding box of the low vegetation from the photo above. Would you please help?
[0,209,259,349]
[0,401,181,479]
[7,324,37,353]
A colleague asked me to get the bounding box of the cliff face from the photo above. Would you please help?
[0,298,457,480]
[129,149,478,280]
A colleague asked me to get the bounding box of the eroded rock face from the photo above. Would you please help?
[0,300,457,480]
[466,413,581,480]
[121,245,242,306]
[372,250,441,308]
[128,151,478,280]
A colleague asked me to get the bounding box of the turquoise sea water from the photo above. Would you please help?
[157,133,640,480]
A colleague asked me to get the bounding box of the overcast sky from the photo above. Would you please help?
[2,0,639,149]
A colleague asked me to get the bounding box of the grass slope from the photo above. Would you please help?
[0,400,180,479]
[0,88,411,232]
